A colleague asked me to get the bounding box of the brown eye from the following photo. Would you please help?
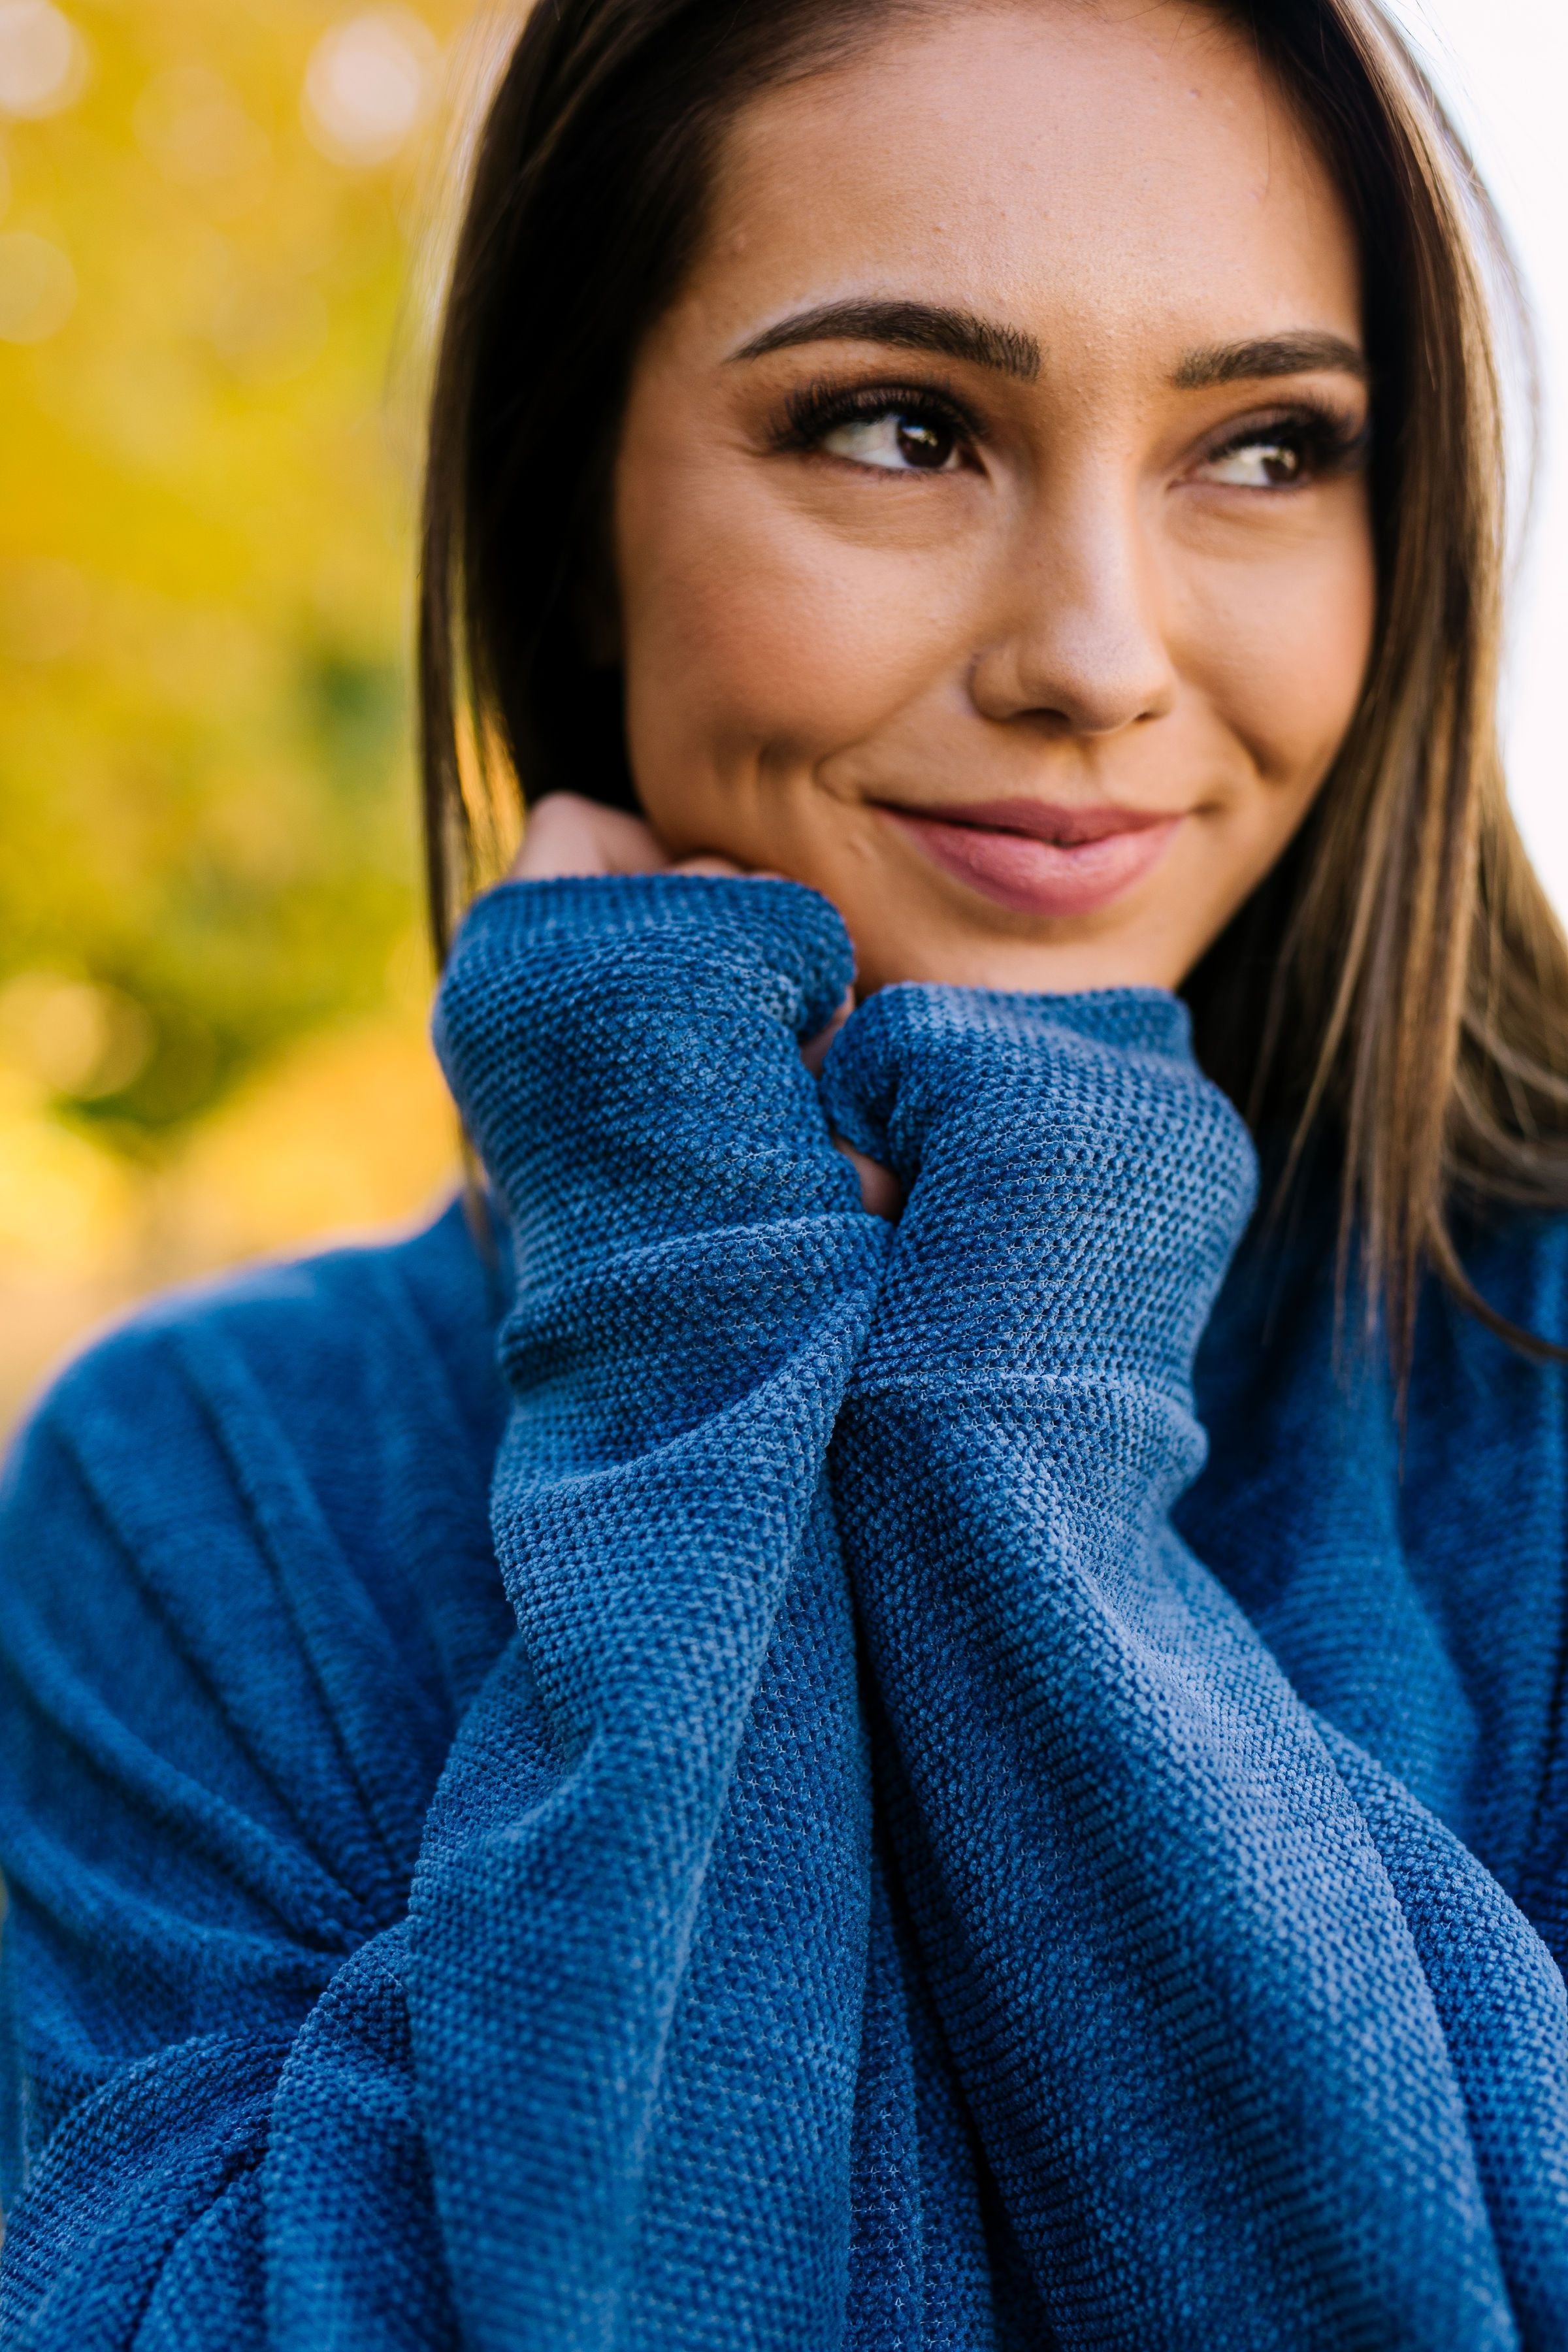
[820,408,964,472]
[1197,436,1306,489]
[892,415,956,468]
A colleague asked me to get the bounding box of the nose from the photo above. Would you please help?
[968,470,1177,736]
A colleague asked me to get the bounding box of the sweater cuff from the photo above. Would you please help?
[819,982,1257,1397]
[432,874,862,1285]
[448,874,855,1043]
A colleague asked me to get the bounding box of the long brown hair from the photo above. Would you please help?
[419,0,1568,1370]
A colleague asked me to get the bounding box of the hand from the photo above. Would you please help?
[508,795,900,1219]
[507,790,742,885]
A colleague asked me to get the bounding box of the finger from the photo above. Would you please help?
[670,855,793,885]
[509,792,672,882]
[799,986,854,1077]
[672,854,749,879]
[833,1137,903,1222]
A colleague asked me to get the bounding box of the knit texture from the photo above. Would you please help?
[2,871,1567,2347]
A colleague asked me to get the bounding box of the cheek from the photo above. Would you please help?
[615,449,964,798]
[1178,503,1377,797]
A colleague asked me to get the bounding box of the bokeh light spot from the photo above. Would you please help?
[0,228,74,341]
[208,274,329,386]
[133,65,270,188]
[302,9,438,168]
[0,973,154,1100]
[0,1,86,120]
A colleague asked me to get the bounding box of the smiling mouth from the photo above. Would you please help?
[874,795,1183,919]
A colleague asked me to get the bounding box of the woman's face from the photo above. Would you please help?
[611,0,1375,995]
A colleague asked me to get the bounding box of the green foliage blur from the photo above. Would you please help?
[0,0,475,1156]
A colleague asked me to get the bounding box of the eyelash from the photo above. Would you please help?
[1199,402,1371,484]
[771,377,1369,485]
[774,378,981,460]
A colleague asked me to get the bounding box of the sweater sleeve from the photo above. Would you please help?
[819,982,1568,2351]
[0,875,887,2351]
[412,876,887,2345]
[0,1303,474,2351]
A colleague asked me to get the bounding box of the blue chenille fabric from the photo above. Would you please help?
[2,871,1568,2347]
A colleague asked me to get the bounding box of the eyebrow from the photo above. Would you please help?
[1171,332,1369,389]
[730,299,1041,382]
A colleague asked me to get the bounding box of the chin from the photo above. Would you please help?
[843,889,1203,999]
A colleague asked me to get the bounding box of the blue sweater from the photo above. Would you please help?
[3,874,1567,2349]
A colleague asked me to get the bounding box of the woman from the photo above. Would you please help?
[3,0,1568,2340]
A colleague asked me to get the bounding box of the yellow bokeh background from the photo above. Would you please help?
[0,1,518,1429]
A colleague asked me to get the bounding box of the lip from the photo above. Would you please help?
[876,796,1183,918]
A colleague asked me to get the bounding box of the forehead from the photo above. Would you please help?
[694,1,1360,359]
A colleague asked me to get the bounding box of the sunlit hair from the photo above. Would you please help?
[419,0,1568,1376]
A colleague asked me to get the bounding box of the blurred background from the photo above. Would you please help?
[0,0,512,1426]
[0,0,1564,1429]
